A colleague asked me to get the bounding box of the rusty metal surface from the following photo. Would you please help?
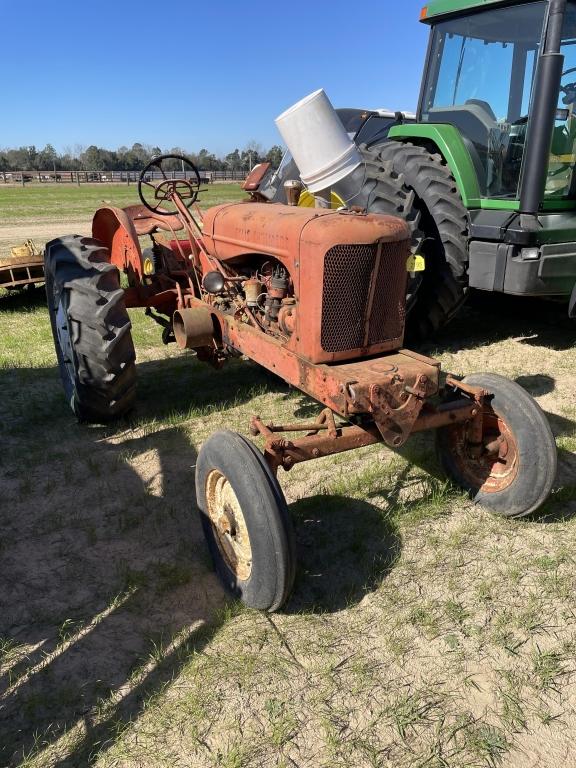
[121,204,184,236]
[444,408,520,494]
[1,240,43,269]
[83,187,499,477]
[444,375,490,458]
[205,468,253,580]
[202,202,409,264]
[250,410,383,473]
[184,296,446,448]
[92,206,144,277]
[411,400,478,432]
[320,241,406,353]
[250,398,482,474]
[200,203,410,365]
[173,307,216,349]
[241,163,271,192]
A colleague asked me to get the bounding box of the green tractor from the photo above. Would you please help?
[266,0,576,338]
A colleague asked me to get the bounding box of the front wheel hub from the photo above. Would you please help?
[451,411,519,493]
[205,470,253,581]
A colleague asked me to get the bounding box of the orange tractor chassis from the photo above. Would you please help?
[178,298,483,475]
[44,155,557,612]
[93,194,486,476]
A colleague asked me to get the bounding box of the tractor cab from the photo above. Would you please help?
[420,0,576,201]
[417,0,576,208]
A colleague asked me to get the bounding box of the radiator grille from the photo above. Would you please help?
[321,242,407,353]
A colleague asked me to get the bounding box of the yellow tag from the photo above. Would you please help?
[407,254,426,273]
[143,256,155,276]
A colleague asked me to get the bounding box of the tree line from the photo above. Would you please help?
[0,142,284,172]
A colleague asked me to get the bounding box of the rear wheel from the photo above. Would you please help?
[357,141,470,340]
[44,235,136,422]
[196,430,296,611]
[437,373,557,517]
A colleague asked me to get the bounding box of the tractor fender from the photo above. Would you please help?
[92,206,143,279]
[388,124,482,209]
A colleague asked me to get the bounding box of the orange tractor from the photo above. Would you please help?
[45,154,557,611]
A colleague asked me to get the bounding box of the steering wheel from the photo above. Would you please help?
[560,67,576,102]
[138,154,201,216]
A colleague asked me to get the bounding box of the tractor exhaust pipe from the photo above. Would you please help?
[519,0,567,225]
[275,89,367,206]
[173,307,215,349]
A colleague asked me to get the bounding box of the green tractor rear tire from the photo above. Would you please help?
[358,141,469,341]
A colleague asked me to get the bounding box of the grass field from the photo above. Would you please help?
[0,185,575,768]
[0,183,246,258]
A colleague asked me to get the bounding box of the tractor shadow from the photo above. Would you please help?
[131,356,285,426]
[0,406,230,767]
[424,291,575,353]
[286,495,402,614]
[2,355,392,765]
[0,283,46,310]
[0,354,283,766]
[509,375,576,516]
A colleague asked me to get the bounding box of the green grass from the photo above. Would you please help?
[0,182,246,223]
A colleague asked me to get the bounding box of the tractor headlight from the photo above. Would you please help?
[520,247,540,261]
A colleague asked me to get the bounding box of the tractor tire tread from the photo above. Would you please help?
[360,140,469,339]
[45,235,137,422]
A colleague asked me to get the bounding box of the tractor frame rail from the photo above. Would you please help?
[250,388,485,475]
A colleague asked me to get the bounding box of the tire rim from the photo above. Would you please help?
[205,470,253,581]
[55,293,76,384]
[448,408,520,494]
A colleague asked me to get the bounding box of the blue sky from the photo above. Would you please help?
[1,0,429,156]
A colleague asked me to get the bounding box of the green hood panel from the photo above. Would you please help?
[422,0,531,22]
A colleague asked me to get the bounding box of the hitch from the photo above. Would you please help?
[250,388,481,475]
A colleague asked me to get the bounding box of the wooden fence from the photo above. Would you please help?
[1,169,249,185]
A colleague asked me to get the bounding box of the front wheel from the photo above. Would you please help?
[436,373,557,517]
[196,431,296,611]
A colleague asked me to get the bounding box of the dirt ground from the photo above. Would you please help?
[0,272,575,766]
[0,221,91,257]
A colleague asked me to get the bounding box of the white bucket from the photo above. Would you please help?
[275,89,361,194]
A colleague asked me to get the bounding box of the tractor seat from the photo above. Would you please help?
[464,99,497,121]
[427,103,501,194]
[124,204,185,236]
